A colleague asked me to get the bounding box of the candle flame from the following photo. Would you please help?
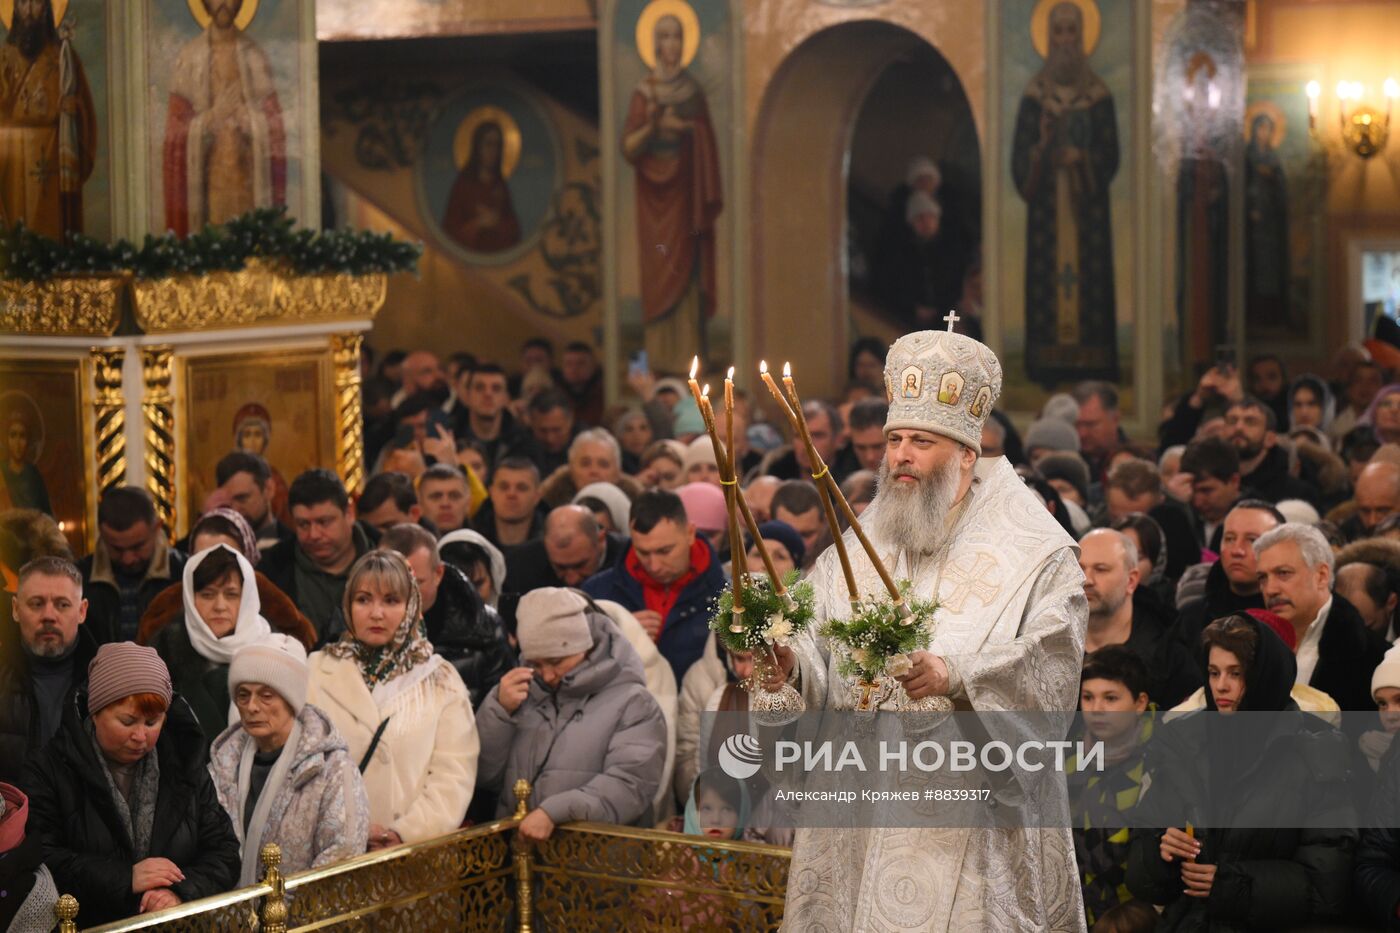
[702,383,710,396]
[689,356,698,379]
[782,361,792,378]
[759,359,768,374]
[726,365,735,381]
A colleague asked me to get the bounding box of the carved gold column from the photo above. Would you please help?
[331,333,366,496]
[141,345,177,532]
[89,347,126,497]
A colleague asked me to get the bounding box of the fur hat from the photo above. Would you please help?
[517,588,594,661]
[882,329,1002,454]
[228,634,309,713]
[1037,452,1091,506]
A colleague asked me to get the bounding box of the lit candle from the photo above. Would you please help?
[774,362,860,605]
[701,385,745,621]
[758,360,800,432]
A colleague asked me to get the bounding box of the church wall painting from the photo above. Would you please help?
[415,81,563,267]
[180,349,334,536]
[144,0,307,235]
[609,0,733,376]
[0,358,89,555]
[998,0,1134,406]
[0,0,111,240]
[1242,63,1322,347]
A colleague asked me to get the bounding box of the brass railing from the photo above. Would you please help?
[54,780,791,932]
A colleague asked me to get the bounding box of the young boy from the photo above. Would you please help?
[1072,646,1154,927]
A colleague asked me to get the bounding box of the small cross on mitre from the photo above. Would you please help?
[943,308,961,332]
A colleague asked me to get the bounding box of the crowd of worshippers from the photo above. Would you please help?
[9,339,1400,929]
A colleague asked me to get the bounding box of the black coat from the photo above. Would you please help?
[77,549,187,645]
[147,617,230,755]
[1174,561,1265,659]
[0,626,98,783]
[424,564,516,710]
[1122,588,1202,710]
[1242,445,1320,509]
[499,532,628,632]
[1356,742,1400,929]
[20,690,240,926]
[1309,595,1389,713]
[1125,708,1357,932]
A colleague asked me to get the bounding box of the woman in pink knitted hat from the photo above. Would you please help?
[21,642,239,925]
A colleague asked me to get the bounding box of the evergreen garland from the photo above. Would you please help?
[819,582,939,682]
[0,207,421,283]
[710,570,816,656]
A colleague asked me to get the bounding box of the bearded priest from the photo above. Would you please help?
[770,327,1090,931]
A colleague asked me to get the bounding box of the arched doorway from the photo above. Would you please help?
[750,21,980,396]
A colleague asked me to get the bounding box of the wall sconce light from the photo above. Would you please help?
[1309,78,1395,159]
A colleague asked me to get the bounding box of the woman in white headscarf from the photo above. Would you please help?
[149,544,272,749]
[437,529,506,608]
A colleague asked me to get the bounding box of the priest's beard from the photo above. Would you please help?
[865,454,963,559]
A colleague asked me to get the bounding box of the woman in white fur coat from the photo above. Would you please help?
[308,551,479,847]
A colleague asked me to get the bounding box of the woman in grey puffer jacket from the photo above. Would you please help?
[208,636,369,886]
[476,588,666,840]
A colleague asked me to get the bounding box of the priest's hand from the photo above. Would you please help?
[763,644,795,690]
[895,651,949,699]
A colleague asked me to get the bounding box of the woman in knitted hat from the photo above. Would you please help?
[21,643,239,924]
[476,586,666,841]
[208,635,369,885]
[742,519,806,581]
[137,510,316,651]
[148,544,276,748]
[307,550,478,848]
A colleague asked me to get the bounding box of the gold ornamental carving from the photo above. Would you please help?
[331,333,367,497]
[141,346,177,533]
[0,275,126,337]
[131,260,387,333]
[89,347,127,498]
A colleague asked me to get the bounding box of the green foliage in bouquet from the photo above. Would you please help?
[819,582,939,682]
[0,207,422,282]
[710,570,815,656]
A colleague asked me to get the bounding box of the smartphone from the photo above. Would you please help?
[1214,344,1234,373]
[628,349,650,379]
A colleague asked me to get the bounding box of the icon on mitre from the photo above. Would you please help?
[937,371,965,406]
[900,365,923,399]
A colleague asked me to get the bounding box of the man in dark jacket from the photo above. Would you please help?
[210,451,293,553]
[259,470,371,646]
[450,363,539,470]
[78,487,185,644]
[1079,530,1200,709]
[582,490,725,684]
[474,458,548,551]
[1225,397,1320,507]
[1,557,97,782]
[499,505,626,631]
[1174,500,1284,654]
[380,524,515,709]
[1256,522,1388,711]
